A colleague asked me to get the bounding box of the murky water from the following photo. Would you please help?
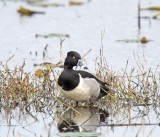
[0,0,160,136]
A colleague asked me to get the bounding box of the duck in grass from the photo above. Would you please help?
[58,51,114,102]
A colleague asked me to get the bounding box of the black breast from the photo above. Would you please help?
[58,69,80,91]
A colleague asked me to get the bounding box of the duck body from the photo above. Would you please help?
[58,51,111,102]
[58,69,100,102]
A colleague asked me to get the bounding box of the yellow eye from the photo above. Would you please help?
[73,56,76,59]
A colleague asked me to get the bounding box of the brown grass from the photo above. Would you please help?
[0,40,160,127]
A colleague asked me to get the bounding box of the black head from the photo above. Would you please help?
[64,51,81,69]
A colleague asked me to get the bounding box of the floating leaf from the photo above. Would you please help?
[115,39,139,43]
[18,6,45,16]
[35,69,44,78]
[35,33,70,38]
[34,62,63,68]
[69,0,84,6]
[28,1,65,7]
[140,37,149,43]
[141,6,160,11]
[116,37,152,43]
[58,132,100,137]
[139,16,151,19]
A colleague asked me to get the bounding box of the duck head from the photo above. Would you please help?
[64,51,82,69]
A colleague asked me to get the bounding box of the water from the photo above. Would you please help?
[0,0,160,136]
[1,105,160,137]
[0,0,160,72]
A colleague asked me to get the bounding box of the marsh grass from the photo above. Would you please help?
[0,41,160,134]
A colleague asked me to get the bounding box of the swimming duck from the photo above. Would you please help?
[58,51,113,102]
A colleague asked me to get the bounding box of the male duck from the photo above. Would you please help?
[58,51,113,102]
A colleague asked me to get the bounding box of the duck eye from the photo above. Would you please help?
[72,56,76,59]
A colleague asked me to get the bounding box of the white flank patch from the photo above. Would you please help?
[60,74,100,102]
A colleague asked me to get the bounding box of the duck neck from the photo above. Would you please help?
[64,65,73,69]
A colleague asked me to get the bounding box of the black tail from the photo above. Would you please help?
[99,83,115,98]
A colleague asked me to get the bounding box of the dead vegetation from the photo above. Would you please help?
[0,42,160,125]
[0,37,159,135]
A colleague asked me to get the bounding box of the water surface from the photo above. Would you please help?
[0,0,160,136]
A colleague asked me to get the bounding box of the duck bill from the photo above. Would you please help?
[77,59,88,69]
[77,59,84,67]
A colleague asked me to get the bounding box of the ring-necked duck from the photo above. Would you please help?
[58,51,113,102]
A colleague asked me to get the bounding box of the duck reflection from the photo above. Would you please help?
[57,106,109,132]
